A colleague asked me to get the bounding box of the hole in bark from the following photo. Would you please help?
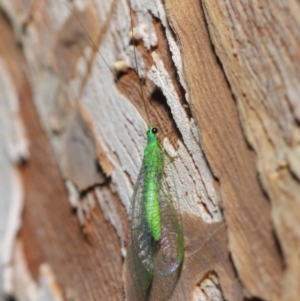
[78,174,111,199]
[5,296,17,301]
[149,87,182,143]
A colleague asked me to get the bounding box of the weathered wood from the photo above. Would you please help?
[0,0,297,300]
[165,0,284,300]
[200,1,300,300]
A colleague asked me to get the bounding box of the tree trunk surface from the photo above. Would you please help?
[0,0,298,300]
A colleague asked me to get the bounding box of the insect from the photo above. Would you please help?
[124,3,184,292]
[128,123,184,291]
[64,0,184,293]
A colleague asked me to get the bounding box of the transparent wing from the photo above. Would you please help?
[129,163,154,291]
[127,232,152,291]
[153,154,184,276]
[129,151,183,290]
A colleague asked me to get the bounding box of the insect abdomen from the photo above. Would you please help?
[143,146,163,241]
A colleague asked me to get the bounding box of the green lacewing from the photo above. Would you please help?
[128,124,184,291]
[65,0,184,292]
[125,4,184,290]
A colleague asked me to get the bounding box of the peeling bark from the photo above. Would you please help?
[0,0,297,300]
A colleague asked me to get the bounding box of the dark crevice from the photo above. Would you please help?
[245,297,266,301]
[155,14,193,121]
[5,296,17,301]
[199,0,229,82]
[78,175,111,199]
[149,86,183,142]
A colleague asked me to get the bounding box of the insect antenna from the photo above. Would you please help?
[128,0,170,138]
[128,0,151,125]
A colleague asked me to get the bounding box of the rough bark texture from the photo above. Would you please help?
[0,0,297,300]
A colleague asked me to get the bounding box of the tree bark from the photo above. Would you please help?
[0,0,297,300]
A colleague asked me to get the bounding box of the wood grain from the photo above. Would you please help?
[0,0,297,300]
[201,1,300,300]
[165,0,283,300]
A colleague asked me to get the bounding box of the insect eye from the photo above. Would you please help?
[152,127,158,134]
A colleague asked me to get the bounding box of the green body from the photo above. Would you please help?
[143,126,163,241]
[129,125,184,290]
